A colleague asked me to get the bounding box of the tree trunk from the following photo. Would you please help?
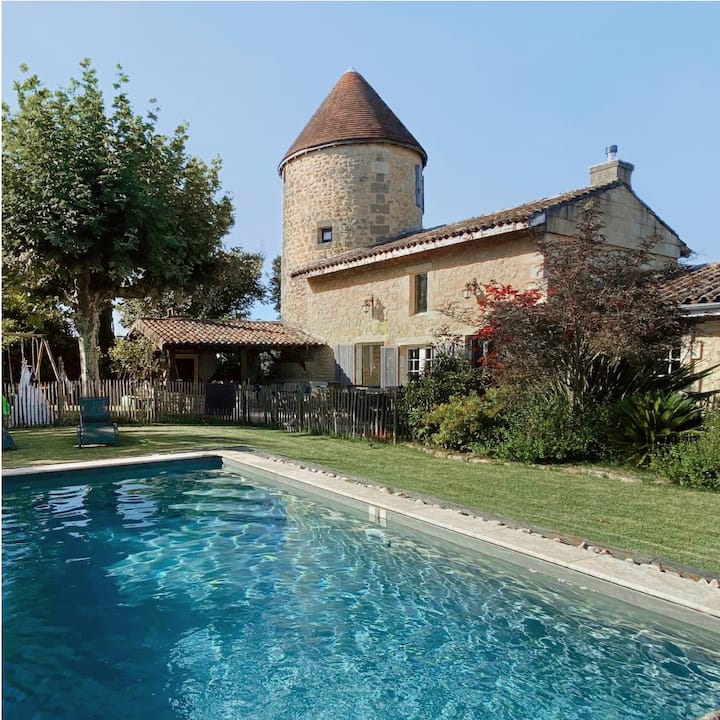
[98,301,116,379]
[75,287,104,391]
[98,302,115,353]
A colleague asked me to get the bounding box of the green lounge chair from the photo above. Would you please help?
[2,395,14,450]
[3,426,16,451]
[77,397,120,448]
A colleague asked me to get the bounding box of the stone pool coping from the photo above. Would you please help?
[4,448,720,623]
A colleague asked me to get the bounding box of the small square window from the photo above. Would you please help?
[319,227,333,243]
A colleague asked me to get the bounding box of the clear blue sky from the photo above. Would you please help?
[4,2,719,321]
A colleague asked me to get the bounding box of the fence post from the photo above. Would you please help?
[56,358,67,423]
[296,387,302,432]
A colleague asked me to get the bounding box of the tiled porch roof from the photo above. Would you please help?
[131,317,323,350]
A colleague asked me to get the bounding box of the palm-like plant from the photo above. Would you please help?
[610,390,704,466]
[544,357,718,412]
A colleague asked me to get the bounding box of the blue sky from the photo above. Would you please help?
[4,2,719,321]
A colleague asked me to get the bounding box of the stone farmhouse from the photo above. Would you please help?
[133,70,719,391]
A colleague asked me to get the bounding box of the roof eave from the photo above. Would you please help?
[296,219,534,279]
[159,341,323,349]
[623,186,689,255]
[680,302,720,318]
[278,137,427,175]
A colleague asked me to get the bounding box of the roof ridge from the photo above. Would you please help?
[427,180,623,233]
[138,316,286,326]
[131,317,323,347]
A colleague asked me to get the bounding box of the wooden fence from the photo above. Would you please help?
[1,379,406,441]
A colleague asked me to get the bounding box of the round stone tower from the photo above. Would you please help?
[278,69,427,327]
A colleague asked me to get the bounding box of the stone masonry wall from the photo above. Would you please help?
[274,345,337,383]
[690,319,720,394]
[546,185,684,260]
[281,143,423,328]
[301,232,543,352]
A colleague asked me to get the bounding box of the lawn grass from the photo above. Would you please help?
[3,424,719,574]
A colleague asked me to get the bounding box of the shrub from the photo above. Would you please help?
[650,410,720,490]
[494,394,610,463]
[399,352,486,440]
[416,394,498,451]
[609,390,704,466]
[108,337,165,380]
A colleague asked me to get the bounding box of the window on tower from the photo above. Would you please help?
[415,165,424,211]
[319,227,333,243]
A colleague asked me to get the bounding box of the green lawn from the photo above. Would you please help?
[4,424,719,574]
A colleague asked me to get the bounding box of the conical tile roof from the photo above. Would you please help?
[279,70,426,173]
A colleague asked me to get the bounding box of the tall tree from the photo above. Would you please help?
[269,255,282,317]
[2,60,234,383]
[116,247,266,327]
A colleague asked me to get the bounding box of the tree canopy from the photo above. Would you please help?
[2,60,234,383]
[117,247,266,327]
[269,255,282,317]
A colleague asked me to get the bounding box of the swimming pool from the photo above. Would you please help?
[3,456,720,719]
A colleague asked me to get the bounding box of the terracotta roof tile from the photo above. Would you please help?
[279,70,426,172]
[666,263,720,305]
[292,181,626,276]
[130,317,323,349]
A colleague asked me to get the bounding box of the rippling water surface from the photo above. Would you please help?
[3,461,719,719]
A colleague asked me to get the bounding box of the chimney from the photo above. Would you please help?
[589,145,634,187]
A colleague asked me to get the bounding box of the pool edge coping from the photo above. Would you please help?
[4,449,720,621]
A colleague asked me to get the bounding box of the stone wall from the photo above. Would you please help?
[168,348,217,383]
[274,346,337,383]
[546,185,684,260]
[281,142,424,327]
[690,318,720,394]
[302,231,543,352]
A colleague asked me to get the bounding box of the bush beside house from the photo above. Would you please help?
[651,410,720,490]
[399,345,719,489]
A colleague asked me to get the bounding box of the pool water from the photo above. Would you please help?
[3,460,719,719]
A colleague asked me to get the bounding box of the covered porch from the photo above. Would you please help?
[129,316,326,384]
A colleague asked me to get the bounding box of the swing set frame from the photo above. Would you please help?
[3,333,61,384]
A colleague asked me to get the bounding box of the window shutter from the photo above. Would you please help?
[398,348,408,383]
[335,344,356,385]
[380,346,399,388]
